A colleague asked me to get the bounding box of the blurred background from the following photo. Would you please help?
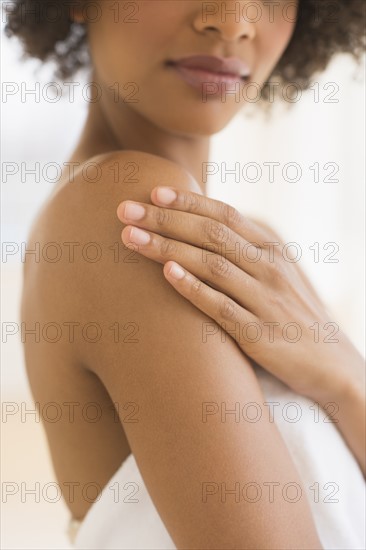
[1,16,365,550]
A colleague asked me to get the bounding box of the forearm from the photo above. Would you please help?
[333,375,365,476]
[310,348,365,476]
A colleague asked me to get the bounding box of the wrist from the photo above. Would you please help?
[311,349,365,409]
[305,335,365,404]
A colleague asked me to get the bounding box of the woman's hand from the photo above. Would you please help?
[116,186,364,405]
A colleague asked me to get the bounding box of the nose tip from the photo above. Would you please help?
[194,2,256,42]
[202,24,255,42]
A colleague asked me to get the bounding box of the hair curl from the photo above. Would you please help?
[3,0,366,106]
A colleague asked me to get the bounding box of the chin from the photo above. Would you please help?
[162,116,232,138]
[141,103,239,138]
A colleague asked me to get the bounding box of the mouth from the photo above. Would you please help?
[166,62,249,82]
[165,55,251,90]
[167,55,250,81]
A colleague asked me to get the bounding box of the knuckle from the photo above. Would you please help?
[218,296,237,321]
[263,242,282,259]
[182,192,200,213]
[220,202,242,228]
[191,277,203,294]
[156,207,173,227]
[159,238,177,258]
[203,218,230,244]
[267,260,287,285]
[267,291,286,314]
[208,255,231,279]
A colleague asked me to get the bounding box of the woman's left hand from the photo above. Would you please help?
[116,187,364,404]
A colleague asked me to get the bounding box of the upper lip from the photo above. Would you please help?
[167,55,251,78]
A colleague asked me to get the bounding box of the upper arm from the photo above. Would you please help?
[41,151,322,549]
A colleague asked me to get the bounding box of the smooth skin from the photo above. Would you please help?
[22,150,323,549]
[71,0,299,186]
[117,187,366,476]
[20,0,353,547]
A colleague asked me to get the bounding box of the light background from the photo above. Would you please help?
[1,22,365,550]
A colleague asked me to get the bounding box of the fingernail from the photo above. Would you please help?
[123,202,146,221]
[168,262,185,280]
[129,227,150,245]
[156,187,177,205]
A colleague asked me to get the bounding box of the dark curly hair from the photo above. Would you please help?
[3,0,366,106]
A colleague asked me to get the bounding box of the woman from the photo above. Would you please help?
[6,0,365,548]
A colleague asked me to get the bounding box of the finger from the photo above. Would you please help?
[121,226,263,313]
[117,199,264,277]
[150,186,273,247]
[163,261,259,350]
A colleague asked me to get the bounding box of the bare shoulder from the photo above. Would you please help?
[21,149,207,371]
[22,149,202,329]
[26,149,201,248]
[22,150,321,548]
[24,150,200,268]
[56,148,201,207]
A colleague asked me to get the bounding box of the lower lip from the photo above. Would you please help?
[171,65,249,92]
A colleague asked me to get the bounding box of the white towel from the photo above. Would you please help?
[71,368,365,549]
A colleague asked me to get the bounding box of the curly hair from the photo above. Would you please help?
[3,0,366,106]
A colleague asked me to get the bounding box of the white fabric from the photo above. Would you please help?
[70,368,365,549]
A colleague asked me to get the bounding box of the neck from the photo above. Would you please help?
[73,77,211,194]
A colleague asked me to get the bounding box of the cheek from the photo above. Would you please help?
[87,1,186,86]
[254,9,298,84]
[272,1,299,58]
